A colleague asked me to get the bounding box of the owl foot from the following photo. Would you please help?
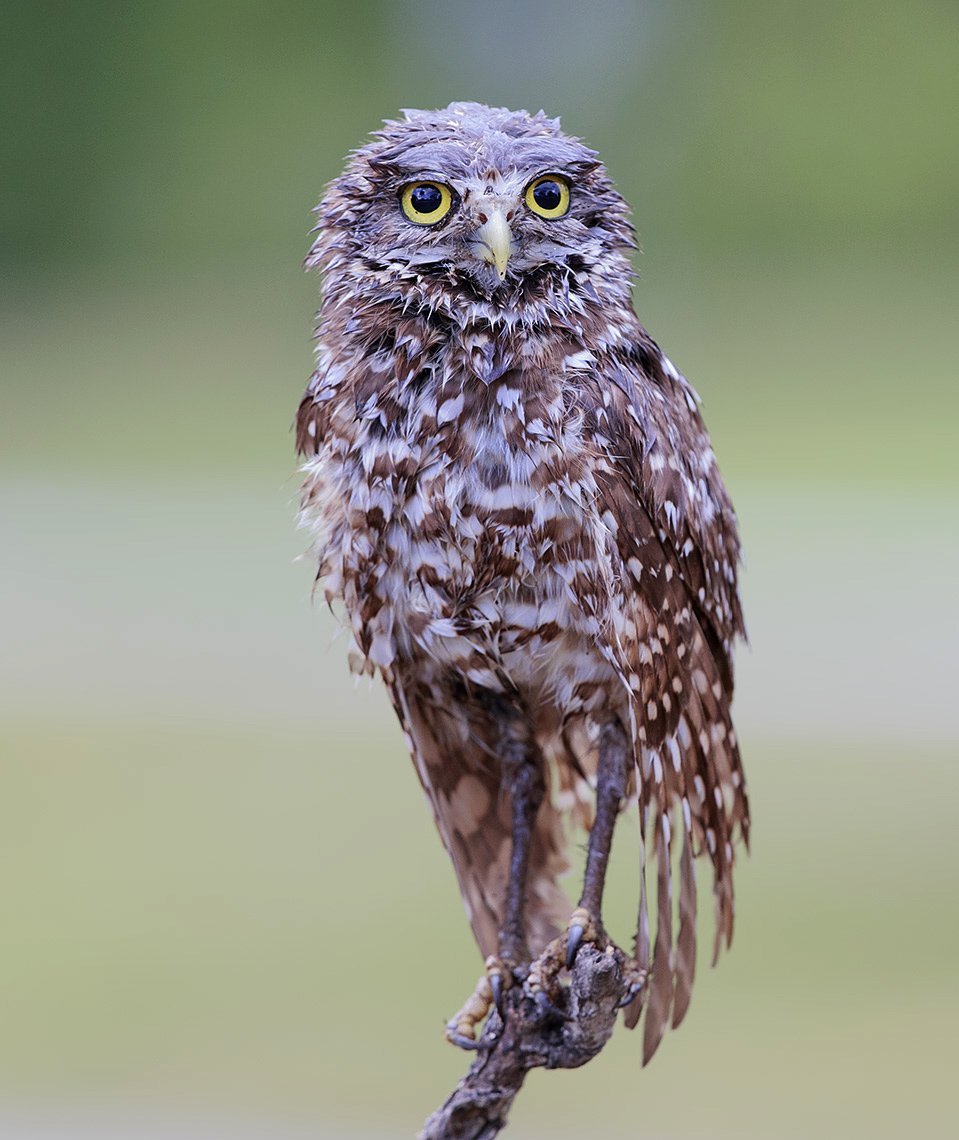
[617,956,648,1008]
[523,923,575,1016]
[523,952,572,1024]
[444,955,509,1050]
[529,908,647,1013]
[523,908,603,1013]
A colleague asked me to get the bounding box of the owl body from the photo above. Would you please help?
[298,104,748,1058]
[302,318,617,702]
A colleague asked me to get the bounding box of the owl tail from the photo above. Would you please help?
[622,631,749,1063]
[388,676,570,960]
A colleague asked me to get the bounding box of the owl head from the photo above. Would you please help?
[309,102,634,309]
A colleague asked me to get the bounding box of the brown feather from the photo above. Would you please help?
[672,830,697,1028]
[642,820,674,1064]
[623,801,651,1030]
[389,672,569,958]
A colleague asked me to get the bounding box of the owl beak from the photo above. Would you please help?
[473,209,513,281]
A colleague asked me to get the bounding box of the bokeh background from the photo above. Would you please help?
[2,2,957,1137]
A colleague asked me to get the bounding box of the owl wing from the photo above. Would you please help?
[586,332,749,1062]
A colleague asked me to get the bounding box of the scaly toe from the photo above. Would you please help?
[443,956,510,1050]
[444,972,492,1051]
[617,956,648,1008]
[486,954,512,1017]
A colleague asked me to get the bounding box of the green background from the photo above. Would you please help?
[2,2,956,1136]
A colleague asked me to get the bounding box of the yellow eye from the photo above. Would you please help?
[400,181,453,225]
[525,175,570,219]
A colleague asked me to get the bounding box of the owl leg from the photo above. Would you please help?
[495,699,545,971]
[526,716,644,1012]
[445,692,544,1049]
[565,718,636,982]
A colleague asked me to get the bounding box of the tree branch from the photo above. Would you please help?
[420,943,629,1139]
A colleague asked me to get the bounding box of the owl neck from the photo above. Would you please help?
[313,268,642,430]
[322,252,636,355]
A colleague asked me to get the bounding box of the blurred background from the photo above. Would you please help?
[2,1,956,1137]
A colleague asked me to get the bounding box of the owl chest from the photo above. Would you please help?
[333,406,612,678]
[355,416,561,583]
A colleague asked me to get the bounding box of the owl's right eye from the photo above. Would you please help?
[400,181,454,225]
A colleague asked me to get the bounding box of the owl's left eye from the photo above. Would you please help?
[400,181,454,225]
[525,175,570,219]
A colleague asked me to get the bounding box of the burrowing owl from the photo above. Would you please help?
[296,103,748,1063]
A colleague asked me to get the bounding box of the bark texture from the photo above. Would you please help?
[420,944,628,1139]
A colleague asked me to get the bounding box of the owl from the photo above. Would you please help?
[296,102,748,1064]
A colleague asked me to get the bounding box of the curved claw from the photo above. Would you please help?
[565,922,585,968]
[534,988,571,1023]
[617,980,645,1009]
[489,971,505,1017]
[445,1028,482,1051]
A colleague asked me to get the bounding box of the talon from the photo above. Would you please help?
[484,954,510,1017]
[565,902,602,966]
[534,988,571,1022]
[490,971,504,1015]
[566,922,585,968]
[444,1026,482,1051]
[617,980,645,1008]
[565,906,596,967]
[617,958,648,1009]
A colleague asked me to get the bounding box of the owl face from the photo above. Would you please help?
[313,103,634,303]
